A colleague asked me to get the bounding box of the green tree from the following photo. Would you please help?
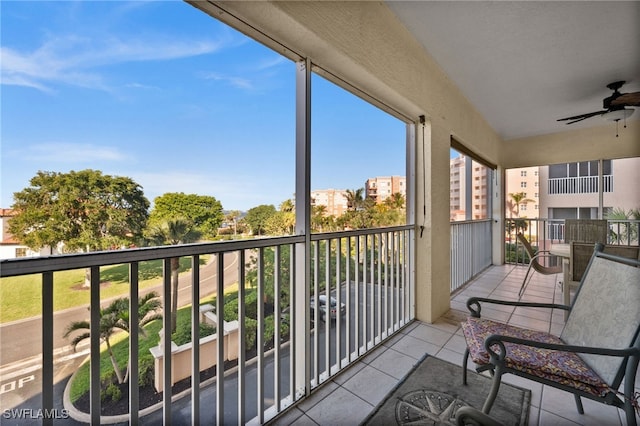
[345,188,365,212]
[63,292,162,384]
[606,207,640,244]
[311,205,338,232]
[279,199,294,213]
[244,204,277,236]
[149,193,224,239]
[9,169,149,286]
[383,192,405,210]
[263,199,295,235]
[146,219,201,332]
[10,169,149,252]
[224,210,243,236]
[264,211,295,236]
[507,192,535,218]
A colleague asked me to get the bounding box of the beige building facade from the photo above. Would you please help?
[365,176,406,203]
[310,189,349,217]
[506,158,640,220]
[449,155,491,221]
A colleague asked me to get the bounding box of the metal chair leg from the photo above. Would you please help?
[482,364,503,414]
[573,393,584,414]
[519,264,534,297]
[462,348,469,385]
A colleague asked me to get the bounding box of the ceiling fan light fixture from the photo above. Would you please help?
[602,108,634,122]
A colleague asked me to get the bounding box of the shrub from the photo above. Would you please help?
[244,317,258,349]
[138,355,155,388]
[223,300,238,322]
[171,322,216,346]
[263,314,291,348]
[102,383,122,403]
[244,290,259,320]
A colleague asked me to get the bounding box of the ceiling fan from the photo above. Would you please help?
[557,81,640,125]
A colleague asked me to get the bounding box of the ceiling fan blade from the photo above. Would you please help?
[611,92,640,107]
[557,110,606,122]
[566,116,597,125]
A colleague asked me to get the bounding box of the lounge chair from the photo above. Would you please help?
[461,244,640,426]
[516,232,562,297]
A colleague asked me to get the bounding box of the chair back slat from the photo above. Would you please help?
[516,232,535,258]
[564,219,608,244]
[561,249,640,385]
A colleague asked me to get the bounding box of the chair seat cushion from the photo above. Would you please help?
[461,317,610,397]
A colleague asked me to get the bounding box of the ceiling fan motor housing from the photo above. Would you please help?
[603,81,625,109]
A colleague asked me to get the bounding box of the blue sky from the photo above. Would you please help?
[1,1,406,212]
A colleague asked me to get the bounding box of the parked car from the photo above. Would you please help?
[310,294,346,322]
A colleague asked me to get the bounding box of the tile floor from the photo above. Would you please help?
[271,264,640,426]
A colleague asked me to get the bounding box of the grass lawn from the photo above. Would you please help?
[68,318,163,403]
[0,256,208,323]
[68,286,238,403]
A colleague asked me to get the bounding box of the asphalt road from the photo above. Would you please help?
[0,253,239,365]
[0,252,239,411]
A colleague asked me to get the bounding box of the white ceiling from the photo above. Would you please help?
[386,1,640,140]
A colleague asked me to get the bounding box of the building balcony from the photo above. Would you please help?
[275,265,640,425]
[3,219,637,424]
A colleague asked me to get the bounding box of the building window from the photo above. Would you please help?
[534,192,538,198]
[521,170,527,176]
[16,248,27,258]
[520,182,527,188]
[534,170,538,176]
[520,204,527,211]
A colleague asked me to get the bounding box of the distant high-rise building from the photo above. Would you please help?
[365,176,406,203]
[505,166,539,218]
[310,189,349,217]
[449,155,490,221]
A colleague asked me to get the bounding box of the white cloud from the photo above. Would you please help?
[202,72,253,90]
[257,55,287,70]
[1,33,224,93]
[22,142,129,163]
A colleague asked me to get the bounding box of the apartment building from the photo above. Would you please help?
[505,166,540,218]
[506,158,640,220]
[365,176,406,204]
[310,189,349,217]
[449,155,490,221]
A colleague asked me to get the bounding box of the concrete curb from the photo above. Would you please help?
[63,341,283,423]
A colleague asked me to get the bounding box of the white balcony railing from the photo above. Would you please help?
[0,226,414,425]
[505,218,640,265]
[547,175,613,195]
[450,219,493,293]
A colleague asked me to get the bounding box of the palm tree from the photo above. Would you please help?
[63,292,162,384]
[345,188,365,211]
[225,210,242,236]
[507,192,535,218]
[147,219,201,332]
[606,207,640,244]
[279,199,294,213]
[384,192,405,209]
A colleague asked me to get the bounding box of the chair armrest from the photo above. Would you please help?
[466,297,570,318]
[455,406,505,426]
[530,252,559,262]
[484,334,640,361]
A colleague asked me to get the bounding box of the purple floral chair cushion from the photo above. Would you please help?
[461,317,610,397]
